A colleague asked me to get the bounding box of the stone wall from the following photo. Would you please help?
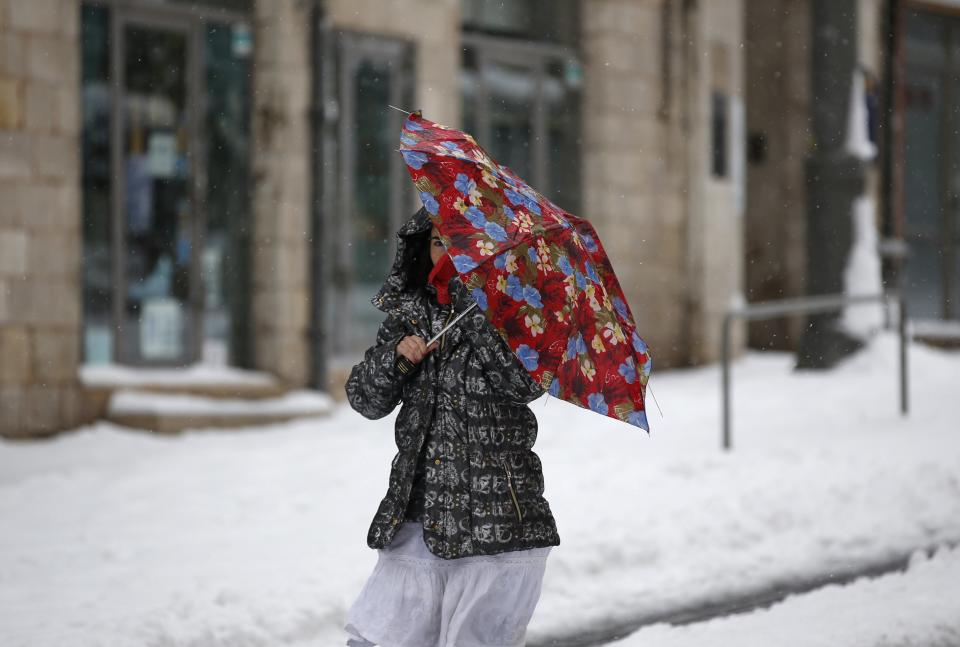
[691,0,745,363]
[744,0,811,350]
[250,0,314,386]
[582,0,744,368]
[582,0,688,369]
[0,0,85,438]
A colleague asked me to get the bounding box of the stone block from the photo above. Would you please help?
[8,0,61,33]
[584,110,659,152]
[0,33,25,77]
[8,277,79,326]
[0,227,28,274]
[0,385,25,437]
[32,328,78,381]
[24,383,62,434]
[0,325,31,383]
[0,78,23,130]
[252,284,310,335]
[0,130,32,179]
[60,383,87,428]
[276,240,308,289]
[0,278,8,322]
[26,34,74,84]
[275,198,311,243]
[585,72,659,116]
[59,0,79,39]
[274,333,310,386]
[1,182,36,227]
[585,32,657,76]
[13,181,79,232]
[31,133,76,179]
[24,81,59,134]
[58,84,79,135]
[583,0,659,36]
[27,229,80,277]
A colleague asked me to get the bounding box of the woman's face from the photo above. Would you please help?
[429,227,446,266]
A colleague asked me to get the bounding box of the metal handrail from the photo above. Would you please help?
[721,291,909,450]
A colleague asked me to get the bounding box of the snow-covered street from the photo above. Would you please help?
[2,331,959,646]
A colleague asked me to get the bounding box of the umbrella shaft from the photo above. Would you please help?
[427,303,478,346]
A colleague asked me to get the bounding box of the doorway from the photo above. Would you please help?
[323,31,416,358]
[114,14,200,365]
[903,8,960,324]
[81,3,252,367]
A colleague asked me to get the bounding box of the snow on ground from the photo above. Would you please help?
[611,545,960,647]
[1,331,959,646]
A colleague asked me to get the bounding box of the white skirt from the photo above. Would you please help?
[344,521,552,647]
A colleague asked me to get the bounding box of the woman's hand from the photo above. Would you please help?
[395,336,438,365]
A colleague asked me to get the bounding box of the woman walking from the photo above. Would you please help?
[343,207,561,647]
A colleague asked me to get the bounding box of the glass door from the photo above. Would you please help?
[904,10,960,323]
[328,32,415,357]
[112,13,202,365]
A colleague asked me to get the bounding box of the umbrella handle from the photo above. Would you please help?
[393,303,479,377]
[395,354,417,376]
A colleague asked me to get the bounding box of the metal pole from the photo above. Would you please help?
[721,313,732,451]
[899,292,909,415]
[722,291,910,449]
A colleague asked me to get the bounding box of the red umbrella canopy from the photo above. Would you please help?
[400,112,653,431]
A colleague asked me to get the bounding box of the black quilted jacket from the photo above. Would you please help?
[345,208,561,559]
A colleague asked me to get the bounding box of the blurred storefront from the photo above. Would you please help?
[0,0,748,436]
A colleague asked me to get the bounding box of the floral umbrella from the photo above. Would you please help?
[400,112,653,431]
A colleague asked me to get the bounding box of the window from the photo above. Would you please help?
[712,90,728,178]
[460,19,583,213]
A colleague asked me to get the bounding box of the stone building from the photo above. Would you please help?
[1,0,953,437]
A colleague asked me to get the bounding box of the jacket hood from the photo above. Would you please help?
[371,207,434,313]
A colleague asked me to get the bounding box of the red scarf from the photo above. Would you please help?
[427,253,457,304]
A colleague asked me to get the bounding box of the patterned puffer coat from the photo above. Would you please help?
[345,208,561,559]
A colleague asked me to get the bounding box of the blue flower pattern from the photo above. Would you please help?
[517,344,539,371]
[472,288,488,311]
[455,173,476,196]
[451,254,478,273]
[588,393,608,415]
[484,221,508,242]
[505,275,524,301]
[464,206,487,229]
[627,410,648,429]
[420,192,439,215]
[522,285,543,308]
[613,297,629,319]
[566,333,587,360]
[402,150,428,169]
[549,378,561,397]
